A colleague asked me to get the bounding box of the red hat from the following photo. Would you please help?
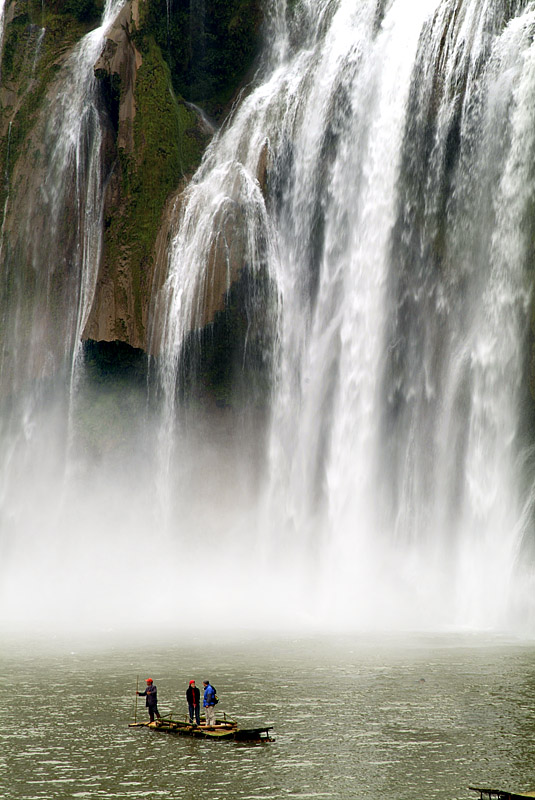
[189,680,195,685]
[146,678,153,684]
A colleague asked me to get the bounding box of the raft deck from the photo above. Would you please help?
[470,787,535,800]
[129,715,273,742]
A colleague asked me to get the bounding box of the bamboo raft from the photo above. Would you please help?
[470,787,535,800]
[129,714,273,743]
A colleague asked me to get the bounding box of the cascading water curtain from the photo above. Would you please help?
[367,0,535,629]
[0,0,125,624]
[157,0,535,631]
[0,0,125,415]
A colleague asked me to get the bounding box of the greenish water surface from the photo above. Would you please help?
[2,632,535,799]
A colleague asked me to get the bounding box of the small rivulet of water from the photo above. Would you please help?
[154,0,535,632]
[0,0,6,74]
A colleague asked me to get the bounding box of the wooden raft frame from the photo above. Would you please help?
[470,786,535,800]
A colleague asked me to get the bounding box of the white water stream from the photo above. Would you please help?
[0,0,6,70]
[0,0,128,627]
[153,0,535,631]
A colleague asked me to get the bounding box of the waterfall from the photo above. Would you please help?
[2,0,535,633]
[0,121,11,264]
[31,27,46,78]
[0,0,127,627]
[0,0,6,74]
[1,0,125,391]
[154,0,535,631]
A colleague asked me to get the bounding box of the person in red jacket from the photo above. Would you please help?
[186,680,200,725]
[137,678,161,723]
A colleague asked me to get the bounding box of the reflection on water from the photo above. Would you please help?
[2,633,535,800]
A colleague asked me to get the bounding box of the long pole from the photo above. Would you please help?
[134,675,139,723]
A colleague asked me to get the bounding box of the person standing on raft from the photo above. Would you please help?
[137,678,161,723]
[203,680,217,728]
[186,680,200,725]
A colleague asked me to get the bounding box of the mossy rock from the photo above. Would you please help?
[137,0,263,117]
[99,35,209,339]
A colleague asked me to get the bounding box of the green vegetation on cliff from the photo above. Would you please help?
[138,0,263,116]
[101,37,206,337]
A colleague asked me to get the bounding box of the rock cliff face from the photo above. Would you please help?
[0,0,263,357]
[83,0,264,349]
[83,0,209,349]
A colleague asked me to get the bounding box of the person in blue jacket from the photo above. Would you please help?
[202,680,216,728]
